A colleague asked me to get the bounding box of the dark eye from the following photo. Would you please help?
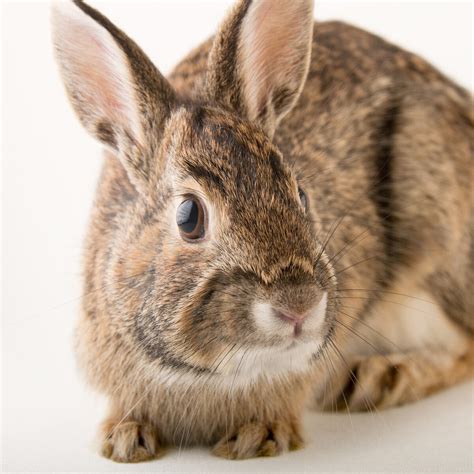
[298,187,308,212]
[176,196,206,241]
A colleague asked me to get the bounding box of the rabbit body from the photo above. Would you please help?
[53,0,473,463]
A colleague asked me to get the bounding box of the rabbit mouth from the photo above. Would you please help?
[252,291,329,341]
[208,293,332,387]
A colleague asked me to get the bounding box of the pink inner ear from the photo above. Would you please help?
[238,0,313,126]
[69,22,133,120]
[53,3,141,140]
[77,32,125,115]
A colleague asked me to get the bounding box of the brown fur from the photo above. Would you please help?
[52,0,473,463]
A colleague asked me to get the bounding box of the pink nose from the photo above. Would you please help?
[273,309,309,336]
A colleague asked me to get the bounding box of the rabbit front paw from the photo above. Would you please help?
[100,419,161,463]
[212,420,303,460]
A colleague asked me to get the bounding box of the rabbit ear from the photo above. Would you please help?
[206,0,314,138]
[51,0,176,192]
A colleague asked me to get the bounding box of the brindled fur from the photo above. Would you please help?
[52,0,473,463]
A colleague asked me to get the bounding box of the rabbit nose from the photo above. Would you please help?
[272,309,309,336]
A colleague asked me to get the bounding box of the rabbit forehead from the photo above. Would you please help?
[165,105,297,199]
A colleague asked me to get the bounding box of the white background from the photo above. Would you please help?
[2,1,473,472]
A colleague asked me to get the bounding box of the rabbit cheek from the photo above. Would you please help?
[175,281,252,370]
[175,301,223,369]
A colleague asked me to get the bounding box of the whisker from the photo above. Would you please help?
[330,296,435,316]
[335,288,437,305]
[328,339,380,415]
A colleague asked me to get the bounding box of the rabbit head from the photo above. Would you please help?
[52,0,337,385]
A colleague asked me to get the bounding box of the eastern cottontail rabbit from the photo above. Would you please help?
[52,0,473,463]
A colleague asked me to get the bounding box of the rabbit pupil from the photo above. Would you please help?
[176,198,204,239]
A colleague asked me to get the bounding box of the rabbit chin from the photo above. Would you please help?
[214,337,326,389]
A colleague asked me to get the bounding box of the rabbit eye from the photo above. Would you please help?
[298,187,308,212]
[176,196,206,241]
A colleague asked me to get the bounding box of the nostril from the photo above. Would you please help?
[272,309,308,337]
[273,309,308,325]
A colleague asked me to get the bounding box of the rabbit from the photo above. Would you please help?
[52,0,473,463]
